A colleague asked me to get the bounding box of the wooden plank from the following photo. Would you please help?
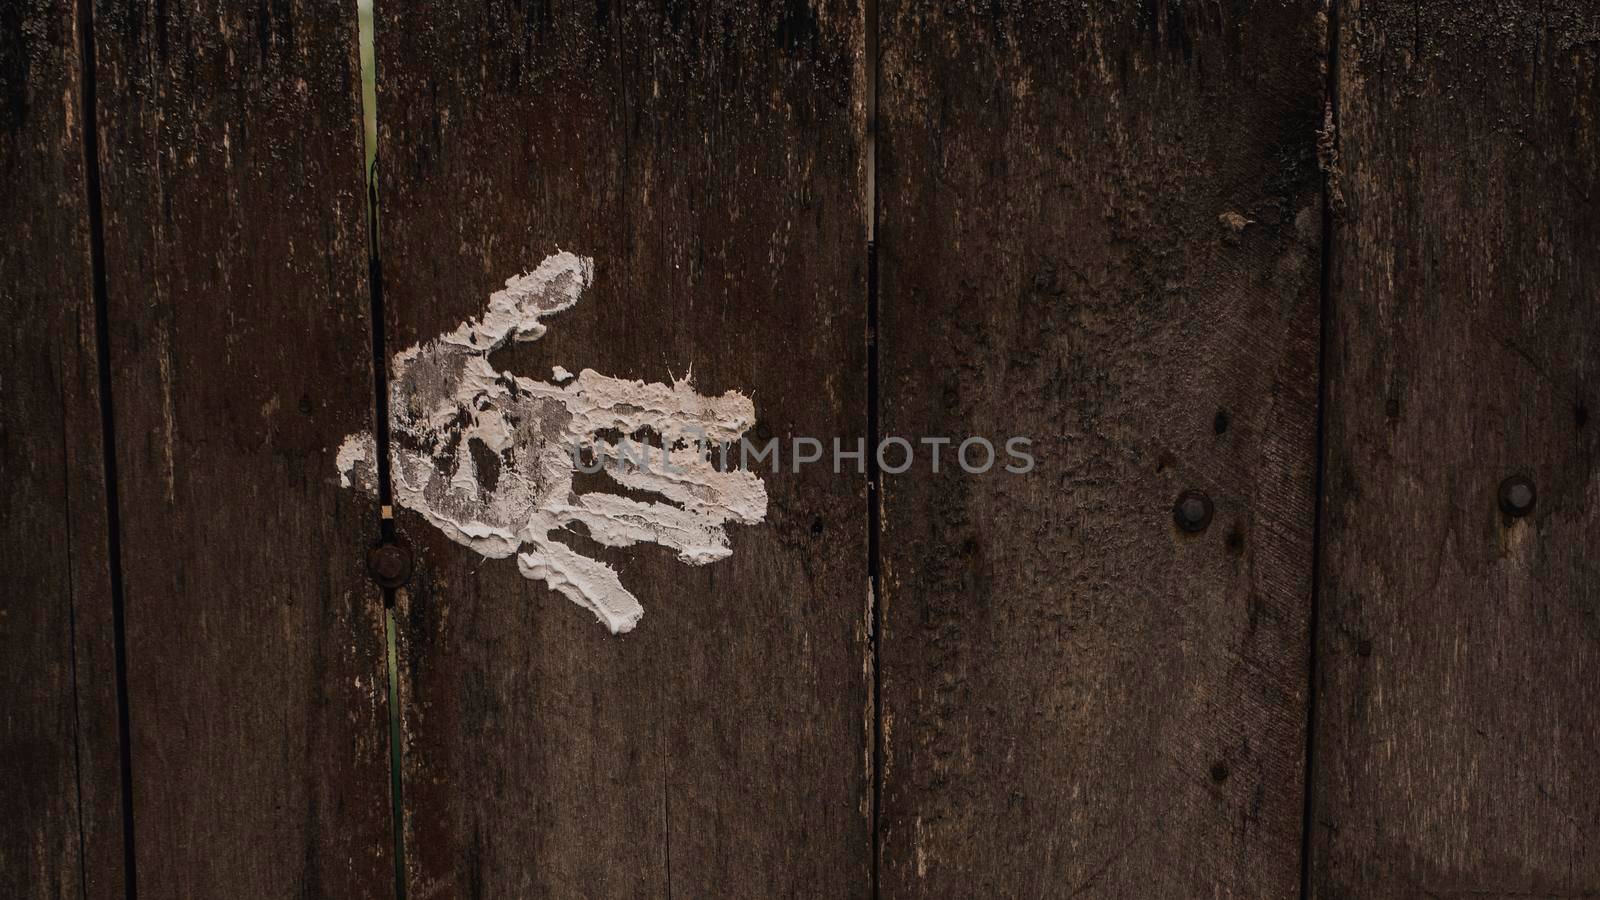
[1309,2,1600,895]
[876,3,1327,894]
[374,2,869,894]
[88,1,394,895]
[0,1,126,895]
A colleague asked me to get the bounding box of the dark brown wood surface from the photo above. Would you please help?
[9,0,1600,894]
[0,2,125,896]
[1309,3,1600,896]
[376,2,869,895]
[88,1,393,895]
[876,3,1327,895]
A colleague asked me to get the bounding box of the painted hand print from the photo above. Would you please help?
[336,252,768,633]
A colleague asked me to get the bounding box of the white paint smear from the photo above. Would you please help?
[337,251,768,633]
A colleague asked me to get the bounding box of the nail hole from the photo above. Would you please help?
[1209,761,1230,783]
[1213,409,1230,435]
[298,393,314,414]
[1356,639,1373,658]
[1224,523,1245,556]
[810,516,825,537]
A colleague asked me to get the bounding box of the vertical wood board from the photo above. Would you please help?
[877,2,1328,895]
[1310,2,1600,895]
[0,1,125,896]
[89,1,393,894]
[376,1,870,894]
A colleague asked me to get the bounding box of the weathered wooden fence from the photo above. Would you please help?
[4,1,1596,897]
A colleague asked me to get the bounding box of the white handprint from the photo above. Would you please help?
[337,252,768,633]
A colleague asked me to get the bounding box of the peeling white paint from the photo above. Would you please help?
[337,252,768,633]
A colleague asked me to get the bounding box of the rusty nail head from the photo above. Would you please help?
[367,543,413,589]
[1498,475,1536,518]
[1173,489,1213,533]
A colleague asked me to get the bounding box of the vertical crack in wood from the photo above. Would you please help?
[662,728,673,900]
[867,241,883,900]
[367,167,394,532]
[356,2,407,896]
[384,607,406,900]
[865,1,883,894]
[76,0,138,894]
[59,371,91,900]
[1301,1,1341,897]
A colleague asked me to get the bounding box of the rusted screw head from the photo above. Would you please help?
[1498,475,1537,518]
[1173,489,1214,533]
[367,543,413,589]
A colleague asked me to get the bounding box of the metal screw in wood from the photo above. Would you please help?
[367,543,414,589]
[1173,489,1214,534]
[1498,475,1537,518]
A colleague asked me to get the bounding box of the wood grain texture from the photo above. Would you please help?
[0,2,125,896]
[376,1,869,895]
[89,1,393,895]
[876,2,1327,895]
[1309,2,1600,896]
